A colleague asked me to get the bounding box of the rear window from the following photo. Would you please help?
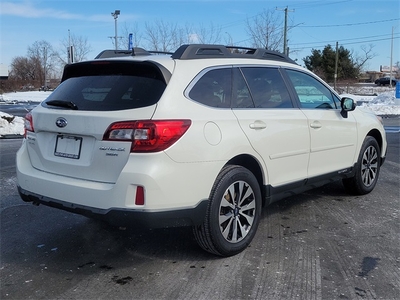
[43,61,167,111]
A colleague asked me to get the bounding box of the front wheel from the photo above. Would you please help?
[343,136,381,195]
[193,165,262,256]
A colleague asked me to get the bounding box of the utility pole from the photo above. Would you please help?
[43,47,47,89]
[111,10,120,50]
[390,26,394,87]
[283,7,288,55]
[277,6,294,55]
[334,41,339,91]
[67,29,74,64]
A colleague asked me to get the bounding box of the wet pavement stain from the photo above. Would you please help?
[358,256,380,277]
[112,275,133,285]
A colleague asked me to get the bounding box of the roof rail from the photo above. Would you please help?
[149,51,174,55]
[171,44,297,64]
[95,48,160,59]
[94,44,297,64]
[95,50,133,59]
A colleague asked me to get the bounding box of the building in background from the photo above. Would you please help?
[0,64,9,92]
[0,64,8,80]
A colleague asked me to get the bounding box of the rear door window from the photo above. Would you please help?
[43,61,167,111]
[240,67,293,108]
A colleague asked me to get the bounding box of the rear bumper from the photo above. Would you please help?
[16,139,220,226]
[18,185,208,228]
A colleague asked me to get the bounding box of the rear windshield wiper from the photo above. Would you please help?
[45,100,78,110]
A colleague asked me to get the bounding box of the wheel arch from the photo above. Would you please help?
[366,128,383,153]
[226,154,267,205]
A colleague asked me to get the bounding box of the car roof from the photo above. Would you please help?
[95,45,297,63]
[92,44,300,75]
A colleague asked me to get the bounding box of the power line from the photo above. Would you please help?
[219,1,362,30]
[292,33,400,46]
[221,4,400,53]
[299,18,400,28]
[234,31,400,50]
[342,36,400,46]
[290,35,400,51]
[290,0,354,10]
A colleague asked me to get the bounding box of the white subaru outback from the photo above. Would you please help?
[17,44,387,256]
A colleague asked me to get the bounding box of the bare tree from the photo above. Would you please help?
[144,20,182,52]
[58,34,93,64]
[27,40,57,86]
[352,44,378,73]
[245,9,284,50]
[193,22,222,44]
[9,56,41,90]
[121,22,143,49]
[122,20,223,52]
[10,57,37,82]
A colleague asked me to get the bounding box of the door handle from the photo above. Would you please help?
[249,120,267,129]
[310,121,322,129]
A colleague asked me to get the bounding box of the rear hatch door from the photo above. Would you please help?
[26,60,169,183]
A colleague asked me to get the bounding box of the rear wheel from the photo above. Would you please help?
[343,136,381,195]
[193,165,262,256]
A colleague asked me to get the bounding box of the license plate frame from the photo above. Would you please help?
[54,135,82,159]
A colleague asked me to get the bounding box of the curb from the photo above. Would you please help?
[384,126,400,133]
[0,134,24,139]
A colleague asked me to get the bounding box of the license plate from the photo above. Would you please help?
[54,135,82,159]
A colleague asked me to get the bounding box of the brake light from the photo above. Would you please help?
[103,120,191,152]
[24,112,34,137]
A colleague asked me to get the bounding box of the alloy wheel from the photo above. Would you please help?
[361,145,378,187]
[218,180,256,243]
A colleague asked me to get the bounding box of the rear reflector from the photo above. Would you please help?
[135,186,145,206]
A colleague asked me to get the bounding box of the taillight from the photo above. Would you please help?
[103,120,191,153]
[24,112,34,137]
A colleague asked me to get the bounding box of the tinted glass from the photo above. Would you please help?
[232,68,254,108]
[240,67,293,108]
[189,68,231,108]
[43,61,166,111]
[286,70,337,109]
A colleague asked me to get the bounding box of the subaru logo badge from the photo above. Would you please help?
[56,117,68,128]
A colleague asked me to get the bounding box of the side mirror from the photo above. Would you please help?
[340,97,356,118]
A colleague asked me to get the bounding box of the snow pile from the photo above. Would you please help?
[341,91,400,115]
[0,91,52,102]
[0,111,25,136]
[0,89,399,137]
[360,92,400,115]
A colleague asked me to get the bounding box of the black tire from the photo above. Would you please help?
[343,136,381,195]
[193,165,262,256]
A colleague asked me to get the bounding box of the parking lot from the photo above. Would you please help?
[1,127,399,300]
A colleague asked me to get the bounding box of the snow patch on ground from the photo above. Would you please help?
[0,111,25,136]
[0,91,52,102]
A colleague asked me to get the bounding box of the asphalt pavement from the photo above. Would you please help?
[1,127,399,300]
